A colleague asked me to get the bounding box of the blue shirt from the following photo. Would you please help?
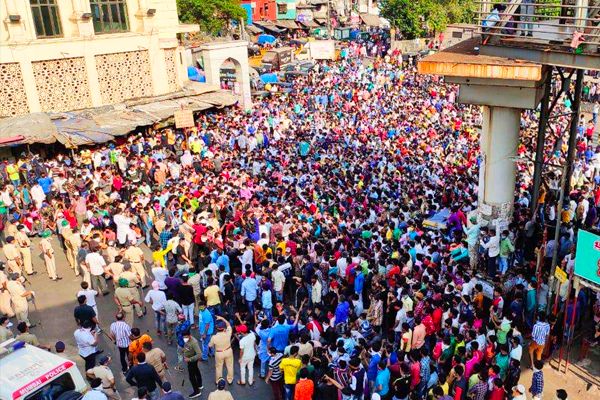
[241,277,258,301]
[268,323,292,351]
[199,309,214,335]
[216,254,230,272]
[262,290,273,309]
[375,367,390,395]
[335,301,350,325]
[38,177,53,194]
[256,327,271,361]
[367,353,381,381]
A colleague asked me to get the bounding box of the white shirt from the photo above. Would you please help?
[77,289,98,307]
[144,289,167,312]
[85,252,107,276]
[113,214,132,244]
[239,331,257,360]
[152,267,169,290]
[82,388,108,400]
[74,328,96,357]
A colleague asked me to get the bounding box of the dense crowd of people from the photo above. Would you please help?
[1,39,599,400]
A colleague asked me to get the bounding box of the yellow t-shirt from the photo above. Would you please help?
[204,285,221,306]
[280,357,302,385]
[6,164,19,181]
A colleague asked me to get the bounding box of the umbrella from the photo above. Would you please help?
[257,34,276,45]
[260,73,279,84]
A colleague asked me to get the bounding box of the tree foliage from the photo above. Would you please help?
[177,0,246,36]
[381,0,477,39]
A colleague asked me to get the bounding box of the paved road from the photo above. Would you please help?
[13,236,271,400]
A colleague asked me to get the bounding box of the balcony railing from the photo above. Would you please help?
[476,0,600,54]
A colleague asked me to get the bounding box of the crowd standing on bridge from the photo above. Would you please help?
[1,40,598,400]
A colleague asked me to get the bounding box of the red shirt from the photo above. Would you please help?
[489,387,506,400]
[294,378,314,400]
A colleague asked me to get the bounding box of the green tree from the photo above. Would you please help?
[381,0,476,39]
[177,0,246,36]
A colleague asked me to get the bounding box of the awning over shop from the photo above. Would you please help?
[246,25,263,35]
[253,21,286,34]
[360,14,381,27]
[0,86,238,148]
[0,113,57,145]
[275,20,300,30]
[299,20,319,28]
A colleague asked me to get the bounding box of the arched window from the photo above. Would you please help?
[30,0,62,38]
[90,0,129,34]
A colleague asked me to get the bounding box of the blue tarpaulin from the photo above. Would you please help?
[187,66,206,82]
[257,34,276,45]
[260,73,278,83]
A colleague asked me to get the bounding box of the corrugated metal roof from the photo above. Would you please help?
[360,14,381,27]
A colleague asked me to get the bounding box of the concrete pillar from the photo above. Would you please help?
[479,106,521,221]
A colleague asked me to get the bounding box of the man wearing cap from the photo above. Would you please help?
[209,315,234,385]
[0,263,15,317]
[125,243,147,288]
[3,235,22,274]
[39,229,60,281]
[207,379,234,400]
[15,225,34,275]
[87,356,121,400]
[65,226,82,276]
[118,264,145,320]
[6,273,31,325]
[237,320,257,386]
[160,382,185,400]
[114,278,141,327]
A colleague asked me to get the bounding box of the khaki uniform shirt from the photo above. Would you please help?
[118,271,139,287]
[207,390,234,400]
[3,243,20,262]
[209,326,232,351]
[125,247,144,264]
[115,287,134,307]
[15,332,39,346]
[87,365,115,389]
[16,231,31,248]
[145,348,166,376]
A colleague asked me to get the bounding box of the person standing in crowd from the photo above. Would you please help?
[209,315,234,385]
[16,225,33,275]
[39,229,60,281]
[237,323,257,386]
[86,355,120,400]
[198,300,215,361]
[126,352,163,400]
[280,345,302,400]
[529,312,550,366]
[74,320,100,370]
[181,329,203,398]
[108,312,132,373]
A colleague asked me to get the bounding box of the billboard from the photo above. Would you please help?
[574,229,600,285]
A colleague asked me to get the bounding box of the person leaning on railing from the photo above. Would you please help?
[482,3,507,30]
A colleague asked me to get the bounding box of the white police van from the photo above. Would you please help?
[0,339,87,400]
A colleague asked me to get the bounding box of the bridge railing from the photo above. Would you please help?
[476,0,600,53]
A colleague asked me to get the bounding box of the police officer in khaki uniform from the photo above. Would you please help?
[3,236,23,274]
[6,273,32,326]
[118,264,144,319]
[114,278,141,327]
[0,265,15,318]
[208,316,234,385]
[65,227,82,276]
[16,225,34,276]
[86,355,121,400]
[124,244,147,288]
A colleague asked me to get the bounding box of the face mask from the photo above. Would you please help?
[183,337,190,343]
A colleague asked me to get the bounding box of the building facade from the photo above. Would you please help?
[0,0,197,118]
[242,0,277,22]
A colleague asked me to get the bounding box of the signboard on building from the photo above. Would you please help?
[174,109,194,129]
[574,229,600,285]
